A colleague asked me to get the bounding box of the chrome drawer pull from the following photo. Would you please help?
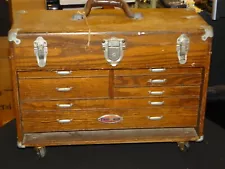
[149,68,166,72]
[148,101,164,106]
[147,116,163,121]
[56,87,73,92]
[148,91,164,95]
[56,71,72,75]
[57,119,72,123]
[57,103,73,108]
[148,79,167,84]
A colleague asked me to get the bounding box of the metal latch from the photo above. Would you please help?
[102,37,126,66]
[34,37,48,68]
[176,34,190,64]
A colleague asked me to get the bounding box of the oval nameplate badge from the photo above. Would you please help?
[98,114,123,124]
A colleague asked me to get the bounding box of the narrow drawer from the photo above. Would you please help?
[21,97,200,111]
[22,107,198,133]
[19,77,109,101]
[114,68,202,76]
[114,74,201,87]
[114,86,200,98]
[18,70,109,78]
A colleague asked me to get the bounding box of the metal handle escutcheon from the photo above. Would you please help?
[147,116,163,121]
[148,101,164,106]
[56,71,72,75]
[148,79,167,84]
[149,68,166,72]
[57,103,73,108]
[56,87,73,92]
[57,119,73,123]
[148,91,164,95]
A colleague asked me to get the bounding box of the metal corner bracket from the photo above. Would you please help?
[17,141,26,148]
[201,25,214,41]
[8,28,21,45]
[196,135,204,142]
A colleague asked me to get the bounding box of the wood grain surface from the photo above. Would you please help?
[20,97,200,111]
[22,107,198,132]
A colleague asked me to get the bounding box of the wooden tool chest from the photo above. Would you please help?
[8,0,213,158]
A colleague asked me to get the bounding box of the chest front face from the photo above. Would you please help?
[9,8,213,147]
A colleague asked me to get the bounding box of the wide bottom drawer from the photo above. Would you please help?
[22,108,198,133]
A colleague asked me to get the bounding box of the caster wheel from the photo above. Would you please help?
[35,147,47,158]
[177,142,190,152]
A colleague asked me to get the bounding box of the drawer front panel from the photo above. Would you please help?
[114,86,200,98]
[22,108,198,132]
[18,70,109,78]
[114,68,202,76]
[114,74,201,87]
[21,98,199,111]
[19,77,109,100]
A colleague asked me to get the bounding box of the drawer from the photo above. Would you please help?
[114,74,202,87]
[22,107,198,133]
[21,97,200,111]
[19,77,109,101]
[18,70,109,79]
[114,86,200,98]
[114,68,202,76]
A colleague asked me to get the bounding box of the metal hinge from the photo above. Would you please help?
[102,37,126,67]
[176,34,190,64]
[34,37,48,68]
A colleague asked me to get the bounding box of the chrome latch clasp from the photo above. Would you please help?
[34,37,48,68]
[102,37,126,66]
[176,34,190,64]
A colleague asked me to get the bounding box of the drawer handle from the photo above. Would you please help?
[148,79,167,84]
[56,71,72,75]
[148,101,164,106]
[57,119,72,123]
[57,103,73,108]
[148,91,164,95]
[147,116,163,121]
[149,68,166,72]
[56,87,73,92]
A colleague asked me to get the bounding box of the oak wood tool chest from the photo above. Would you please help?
[8,0,213,158]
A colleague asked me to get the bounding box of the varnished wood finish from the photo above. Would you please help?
[9,43,22,141]
[22,107,198,132]
[11,9,208,33]
[0,37,14,127]
[114,74,202,87]
[23,128,198,147]
[114,86,201,98]
[9,8,212,148]
[20,97,199,111]
[19,77,109,100]
[14,33,208,69]
[198,39,212,136]
[9,0,45,24]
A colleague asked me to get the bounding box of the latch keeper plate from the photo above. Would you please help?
[34,36,48,68]
[102,37,126,67]
[176,34,190,64]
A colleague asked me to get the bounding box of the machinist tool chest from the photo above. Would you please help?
[8,0,213,158]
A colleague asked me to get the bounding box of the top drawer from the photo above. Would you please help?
[18,70,109,101]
